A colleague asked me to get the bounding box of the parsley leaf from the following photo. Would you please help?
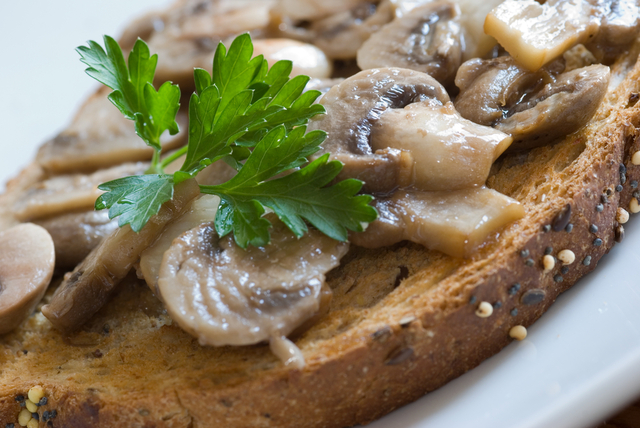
[77,36,180,152]
[201,126,378,248]
[95,175,174,232]
[177,33,325,181]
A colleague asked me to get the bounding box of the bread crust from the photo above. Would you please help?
[3,26,640,428]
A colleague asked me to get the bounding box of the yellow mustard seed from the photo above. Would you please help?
[475,301,493,318]
[18,408,32,427]
[509,325,528,341]
[617,207,630,224]
[27,385,44,404]
[25,399,37,413]
[27,418,39,428]
[542,255,555,272]
[557,249,575,265]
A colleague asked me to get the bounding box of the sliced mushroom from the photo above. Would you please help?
[484,0,601,71]
[497,64,610,151]
[308,67,450,194]
[370,100,512,191]
[304,77,345,95]
[36,88,187,174]
[12,162,148,222]
[41,179,201,333]
[357,2,464,87]
[585,0,640,62]
[34,210,119,269]
[157,219,349,350]
[350,187,525,258]
[272,0,367,21]
[454,56,565,127]
[0,224,55,335]
[139,194,220,294]
[131,0,275,90]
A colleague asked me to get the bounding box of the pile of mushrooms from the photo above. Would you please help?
[1,0,638,368]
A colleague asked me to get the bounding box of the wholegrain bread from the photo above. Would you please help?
[3,6,640,428]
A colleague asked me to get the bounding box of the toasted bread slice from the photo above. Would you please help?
[3,11,640,428]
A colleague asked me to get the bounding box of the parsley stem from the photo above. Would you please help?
[161,146,188,168]
[145,149,164,174]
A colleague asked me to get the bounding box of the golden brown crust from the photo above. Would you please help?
[3,23,640,428]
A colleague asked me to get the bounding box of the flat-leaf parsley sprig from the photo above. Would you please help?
[81,33,377,248]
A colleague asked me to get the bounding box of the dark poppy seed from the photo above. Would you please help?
[594,238,603,246]
[20,402,25,407]
[583,256,592,266]
[561,266,569,274]
[601,194,608,204]
[525,258,535,267]
[32,413,39,421]
[616,184,623,192]
[616,225,625,243]
[631,180,638,189]
[6,424,15,428]
[508,283,521,295]
[634,191,640,199]
[589,224,598,233]
[554,274,564,283]
[51,409,57,418]
[520,249,530,258]
[596,204,604,212]
[544,246,553,255]
[15,395,24,403]
[565,223,573,232]
[38,397,48,406]
[543,224,551,233]
[521,289,546,305]
[620,163,627,174]
[621,173,627,184]
[552,204,572,231]
[510,308,518,316]
[43,411,50,422]
[469,295,477,304]
[494,301,502,309]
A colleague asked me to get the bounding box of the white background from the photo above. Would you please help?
[2,2,640,428]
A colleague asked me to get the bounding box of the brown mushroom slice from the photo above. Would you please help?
[0,224,55,334]
[36,88,187,174]
[585,0,640,62]
[454,56,566,127]
[350,187,524,258]
[308,67,450,194]
[34,210,119,269]
[357,2,464,87]
[139,194,220,294]
[370,100,512,191]
[41,179,201,333]
[484,0,600,71]
[157,220,349,350]
[497,64,610,152]
[12,162,148,222]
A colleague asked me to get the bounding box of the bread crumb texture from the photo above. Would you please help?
[3,35,640,428]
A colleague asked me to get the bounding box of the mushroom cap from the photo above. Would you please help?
[157,220,349,347]
[308,67,450,193]
[0,223,55,334]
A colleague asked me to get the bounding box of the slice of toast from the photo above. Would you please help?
[3,9,640,428]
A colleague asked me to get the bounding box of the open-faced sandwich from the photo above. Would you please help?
[2,0,640,427]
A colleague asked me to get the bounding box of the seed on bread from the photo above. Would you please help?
[27,387,44,404]
[629,198,640,213]
[520,289,545,305]
[542,255,555,272]
[17,408,31,427]
[509,325,527,341]
[24,400,36,413]
[632,151,640,165]
[475,301,493,317]
[557,250,575,265]
[551,204,571,231]
[617,207,630,223]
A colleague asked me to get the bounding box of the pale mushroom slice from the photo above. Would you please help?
[307,67,450,194]
[41,179,201,332]
[484,0,600,71]
[585,0,640,62]
[357,2,464,87]
[272,0,367,21]
[34,210,119,269]
[139,194,220,294]
[252,39,333,78]
[12,162,148,222]
[350,187,525,258]
[370,100,512,191]
[36,88,187,174]
[496,64,610,151]
[0,224,55,335]
[157,219,349,357]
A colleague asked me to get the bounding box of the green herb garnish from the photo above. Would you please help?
[81,34,377,248]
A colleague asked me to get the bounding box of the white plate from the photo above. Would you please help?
[3,2,640,428]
